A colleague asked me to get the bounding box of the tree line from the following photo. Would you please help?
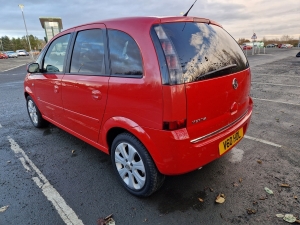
[0,35,46,52]
[237,35,299,47]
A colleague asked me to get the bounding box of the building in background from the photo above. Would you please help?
[242,41,264,48]
[39,17,63,43]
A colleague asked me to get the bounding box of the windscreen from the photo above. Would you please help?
[158,22,248,83]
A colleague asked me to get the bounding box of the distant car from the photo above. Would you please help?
[281,44,287,48]
[278,44,284,48]
[242,45,252,50]
[16,50,29,56]
[266,44,275,48]
[0,52,8,59]
[5,51,18,58]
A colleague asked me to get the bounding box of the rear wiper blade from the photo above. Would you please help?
[196,64,237,80]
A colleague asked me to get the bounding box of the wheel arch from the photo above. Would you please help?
[24,91,30,99]
[24,84,34,99]
[101,117,159,166]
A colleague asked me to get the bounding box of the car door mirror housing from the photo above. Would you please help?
[27,63,40,73]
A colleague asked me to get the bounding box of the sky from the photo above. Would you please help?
[1,0,299,41]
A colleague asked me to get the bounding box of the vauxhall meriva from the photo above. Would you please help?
[25,16,253,197]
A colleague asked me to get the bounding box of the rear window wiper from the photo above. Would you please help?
[196,64,237,81]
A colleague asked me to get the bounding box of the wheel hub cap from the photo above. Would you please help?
[114,142,146,190]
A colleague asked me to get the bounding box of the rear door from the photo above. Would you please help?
[61,24,109,142]
[160,22,251,140]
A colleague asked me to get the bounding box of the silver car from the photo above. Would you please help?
[16,50,29,56]
[5,51,18,58]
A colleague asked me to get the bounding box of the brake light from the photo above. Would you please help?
[154,26,183,85]
[163,120,186,131]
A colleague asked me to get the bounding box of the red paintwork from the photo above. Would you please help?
[185,69,251,140]
[24,16,253,175]
[33,74,65,123]
[142,102,252,175]
[61,74,109,142]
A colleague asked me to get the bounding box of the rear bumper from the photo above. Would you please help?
[143,99,253,175]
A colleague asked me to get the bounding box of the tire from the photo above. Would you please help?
[26,96,47,128]
[111,133,165,197]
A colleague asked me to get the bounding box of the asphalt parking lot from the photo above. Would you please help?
[0,56,33,71]
[0,48,300,224]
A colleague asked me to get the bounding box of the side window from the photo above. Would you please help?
[43,34,70,73]
[108,30,143,76]
[70,29,105,74]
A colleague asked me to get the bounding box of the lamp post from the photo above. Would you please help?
[18,4,34,60]
[0,39,4,51]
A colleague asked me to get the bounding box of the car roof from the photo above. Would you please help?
[62,16,222,33]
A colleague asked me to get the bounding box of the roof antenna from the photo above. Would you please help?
[183,0,198,16]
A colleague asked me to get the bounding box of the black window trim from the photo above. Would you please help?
[150,26,170,85]
[36,45,49,71]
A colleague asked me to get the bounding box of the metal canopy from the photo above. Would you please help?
[39,17,63,29]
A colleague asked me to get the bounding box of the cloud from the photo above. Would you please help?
[0,0,299,40]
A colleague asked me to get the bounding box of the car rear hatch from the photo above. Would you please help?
[152,19,251,140]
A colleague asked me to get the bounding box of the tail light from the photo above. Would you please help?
[154,25,183,85]
[163,120,186,131]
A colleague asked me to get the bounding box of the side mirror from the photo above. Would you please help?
[296,52,300,57]
[27,63,40,73]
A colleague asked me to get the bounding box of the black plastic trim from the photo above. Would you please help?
[150,26,170,85]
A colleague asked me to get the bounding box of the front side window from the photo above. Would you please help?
[70,29,105,74]
[108,30,143,76]
[43,34,70,73]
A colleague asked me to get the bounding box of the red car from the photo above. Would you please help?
[0,52,8,59]
[24,16,253,196]
[242,45,252,50]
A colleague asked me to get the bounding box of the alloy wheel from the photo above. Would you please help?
[114,142,146,190]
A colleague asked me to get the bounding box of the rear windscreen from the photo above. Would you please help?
[158,22,249,83]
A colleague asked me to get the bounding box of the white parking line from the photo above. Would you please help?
[1,64,27,72]
[244,135,282,148]
[7,136,84,225]
[252,82,300,88]
[19,157,31,171]
[252,97,300,106]
[0,123,2,128]
[0,73,26,76]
